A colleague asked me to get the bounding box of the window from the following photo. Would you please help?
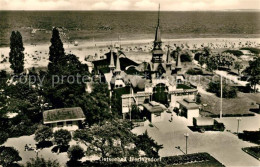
[67,121,73,126]
[57,122,63,127]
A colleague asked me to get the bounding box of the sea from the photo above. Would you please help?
[0,11,259,46]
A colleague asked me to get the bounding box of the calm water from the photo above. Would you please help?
[0,11,259,46]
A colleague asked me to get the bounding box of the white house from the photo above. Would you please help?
[177,98,200,125]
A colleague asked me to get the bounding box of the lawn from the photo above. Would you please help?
[163,152,224,167]
[200,92,259,117]
[194,71,259,117]
[242,146,260,160]
[167,160,224,167]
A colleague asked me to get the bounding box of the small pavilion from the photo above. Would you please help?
[43,107,85,132]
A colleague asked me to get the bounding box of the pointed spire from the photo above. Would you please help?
[176,47,182,69]
[115,52,121,73]
[109,45,115,70]
[158,4,160,26]
[154,4,162,47]
[166,43,171,64]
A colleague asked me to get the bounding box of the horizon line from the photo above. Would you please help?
[0,9,260,12]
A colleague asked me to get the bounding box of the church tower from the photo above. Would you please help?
[109,46,115,73]
[151,4,163,63]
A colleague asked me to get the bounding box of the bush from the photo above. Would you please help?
[54,129,72,148]
[34,125,53,143]
[186,68,203,75]
[161,152,217,165]
[68,145,84,161]
[25,157,60,167]
[240,47,260,54]
[194,52,202,61]
[82,161,162,167]
[223,50,243,57]
[0,131,9,145]
[242,146,260,159]
[0,146,22,167]
[180,53,192,62]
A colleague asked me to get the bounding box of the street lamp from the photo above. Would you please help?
[184,133,189,154]
[237,118,242,135]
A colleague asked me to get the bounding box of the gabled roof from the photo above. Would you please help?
[43,107,85,124]
[92,51,138,73]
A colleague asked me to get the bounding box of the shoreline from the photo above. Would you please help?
[1,37,260,49]
[1,34,260,48]
[0,37,259,71]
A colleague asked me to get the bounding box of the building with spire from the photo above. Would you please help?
[91,4,199,124]
[144,4,168,79]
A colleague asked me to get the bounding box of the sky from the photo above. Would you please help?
[0,0,260,11]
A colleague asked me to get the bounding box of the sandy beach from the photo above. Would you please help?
[0,37,259,72]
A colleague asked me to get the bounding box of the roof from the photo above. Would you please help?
[43,107,85,124]
[178,99,200,110]
[193,117,214,126]
[142,101,166,113]
[92,51,138,73]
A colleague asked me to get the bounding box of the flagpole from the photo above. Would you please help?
[220,74,223,119]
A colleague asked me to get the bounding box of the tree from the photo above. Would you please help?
[77,83,112,126]
[218,53,235,69]
[196,93,201,104]
[0,146,22,167]
[4,81,41,122]
[180,53,192,62]
[127,104,142,119]
[243,57,260,93]
[53,129,71,148]
[74,120,138,159]
[205,55,218,74]
[234,61,243,76]
[34,125,53,143]
[9,31,25,74]
[207,81,237,98]
[194,52,202,61]
[43,53,89,108]
[25,157,60,167]
[135,131,163,158]
[67,145,84,161]
[48,27,65,74]
[203,47,212,57]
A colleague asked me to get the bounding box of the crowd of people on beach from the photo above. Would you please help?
[0,39,259,72]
